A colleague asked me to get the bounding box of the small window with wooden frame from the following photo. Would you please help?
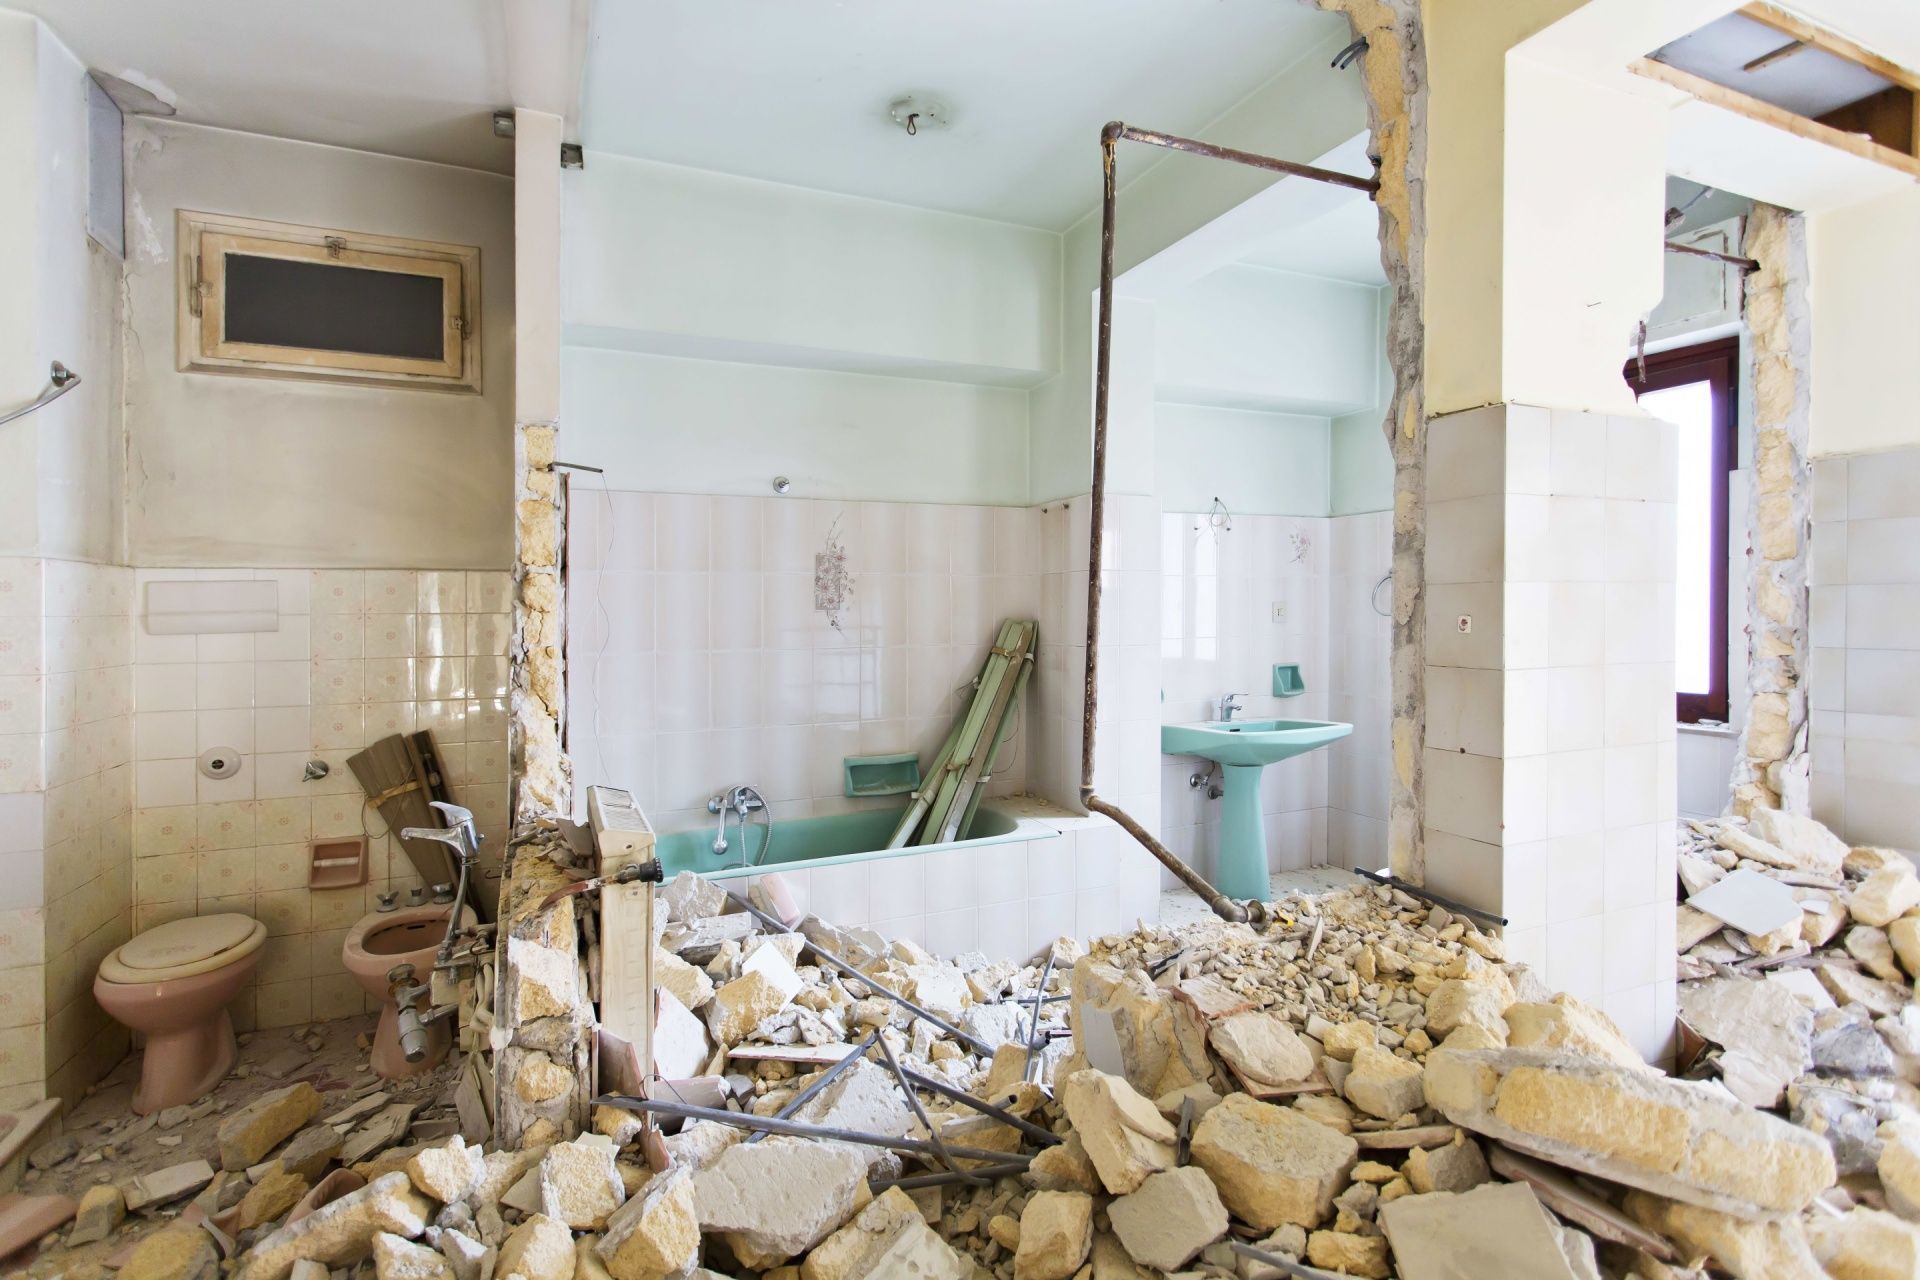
[177,211,481,393]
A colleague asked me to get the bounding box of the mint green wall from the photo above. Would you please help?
[1330,409,1393,515]
[1156,404,1330,516]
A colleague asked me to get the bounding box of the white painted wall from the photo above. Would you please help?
[1808,185,1920,458]
[562,347,1030,505]
[1154,266,1382,416]
[1156,405,1329,518]
[1029,28,1372,503]
[122,120,515,568]
[563,155,1059,384]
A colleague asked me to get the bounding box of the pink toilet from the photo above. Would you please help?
[94,914,266,1114]
[342,903,478,1079]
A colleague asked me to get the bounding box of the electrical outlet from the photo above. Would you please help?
[1456,614,1472,634]
[1271,601,1287,623]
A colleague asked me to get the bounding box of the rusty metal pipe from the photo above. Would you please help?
[1664,240,1759,272]
[1080,123,1380,927]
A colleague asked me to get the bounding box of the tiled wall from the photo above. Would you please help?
[1158,512,1331,886]
[1421,404,1678,1063]
[1327,511,1393,870]
[0,558,134,1109]
[721,800,1161,961]
[566,493,1041,834]
[129,569,513,1030]
[1810,446,1920,855]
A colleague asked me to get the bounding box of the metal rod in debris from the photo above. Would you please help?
[1022,950,1056,1084]
[746,1029,880,1145]
[592,1095,1021,1164]
[897,1065,1061,1148]
[877,1033,986,1185]
[1350,867,1509,928]
[1226,1240,1350,1280]
[724,892,997,1057]
[871,1160,1032,1192]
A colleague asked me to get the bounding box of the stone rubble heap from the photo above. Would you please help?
[45,844,1920,1280]
[1674,809,1920,1258]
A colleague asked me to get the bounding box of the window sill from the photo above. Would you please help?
[1677,721,1738,738]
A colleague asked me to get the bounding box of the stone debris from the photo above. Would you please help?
[218,1082,324,1172]
[59,850,1919,1280]
[123,1158,217,1212]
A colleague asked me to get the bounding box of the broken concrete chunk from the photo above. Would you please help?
[218,1082,324,1171]
[1677,977,1812,1109]
[1306,1230,1390,1279]
[1342,1044,1425,1120]
[1403,1137,1490,1195]
[798,1185,969,1280]
[1424,977,1511,1045]
[790,1060,916,1167]
[1748,807,1851,878]
[1879,1117,1920,1220]
[1624,1190,1826,1280]
[1056,1069,1177,1195]
[371,1231,454,1280]
[1171,975,1255,1020]
[1318,1020,1378,1062]
[706,969,796,1046]
[237,1169,310,1231]
[1889,916,1920,980]
[1105,1166,1227,1272]
[1817,963,1910,1017]
[538,1135,626,1231]
[1504,993,1648,1072]
[406,1135,486,1205]
[118,1227,222,1280]
[68,1183,127,1245]
[440,1229,492,1280]
[1189,1092,1358,1230]
[1069,960,1211,1099]
[277,1125,346,1184]
[495,1212,575,1280]
[1422,1048,1835,1217]
[1806,1206,1920,1280]
[1849,864,1920,928]
[124,1159,217,1212]
[692,1136,868,1268]
[599,1167,699,1280]
[471,1145,549,1209]
[1207,1011,1314,1088]
[662,869,729,922]
[655,947,716,1011]
[1012,1190,1092,1280]
[1025,1132,1100,1195]
[234,1171,433,1280]
[1378,1182,1581,1280]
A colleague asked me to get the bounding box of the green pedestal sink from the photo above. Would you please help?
[1161,718,1353,902]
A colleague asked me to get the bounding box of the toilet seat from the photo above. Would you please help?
[99,914,267,984]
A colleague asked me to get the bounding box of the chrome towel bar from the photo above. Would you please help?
[0,362,80,428]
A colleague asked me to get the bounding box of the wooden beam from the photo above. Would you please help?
[1633,56,1920,181]
[1738,4,1920,94]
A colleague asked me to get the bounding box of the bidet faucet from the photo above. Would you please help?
[1219,693,1246,722]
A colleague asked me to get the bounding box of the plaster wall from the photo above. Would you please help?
[122,120,516,569]
[1155,405,1331,518]
[1807,186,1920,458]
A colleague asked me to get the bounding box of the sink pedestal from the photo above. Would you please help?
[1217,765,1272,901]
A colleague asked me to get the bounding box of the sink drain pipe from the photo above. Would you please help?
[1079,122,1380,927]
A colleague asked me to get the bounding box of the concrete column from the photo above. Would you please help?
[1422,403,1678,1062]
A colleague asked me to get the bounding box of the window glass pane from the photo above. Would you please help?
[1640,379,1714,695]
[223,254,445,360]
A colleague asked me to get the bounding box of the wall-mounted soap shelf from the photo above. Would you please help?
[844,752,922,798]
[1272,664,1306,698]
[309,836,369,889]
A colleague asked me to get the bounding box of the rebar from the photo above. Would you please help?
[895,1065,1062,1148]
[724,891,997,1056]
[1226,1241,1350,1280]
[877,1033,985,1185]
[592,1095,1026,1165]
[745,1029,880,1144]
[870,1160,1032,1192]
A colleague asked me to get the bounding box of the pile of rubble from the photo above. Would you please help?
[27,836,1920,1280]
[1674,809,1920,1245]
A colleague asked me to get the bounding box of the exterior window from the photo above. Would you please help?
[177,211,480,393]
[1626,338,1737,724]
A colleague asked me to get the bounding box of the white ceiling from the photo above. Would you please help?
[578,0,1351,230]
[9,0,534,173]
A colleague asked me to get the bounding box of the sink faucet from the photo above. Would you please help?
[1218,693,1246,722]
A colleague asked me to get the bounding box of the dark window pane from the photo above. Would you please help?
[223,254,445,361]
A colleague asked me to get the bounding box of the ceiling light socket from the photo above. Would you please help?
[887,95,949,136]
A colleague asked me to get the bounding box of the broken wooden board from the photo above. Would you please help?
[1487,1144,1676,1261]
[726,1042,865,1065]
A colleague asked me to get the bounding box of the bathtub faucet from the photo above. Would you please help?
[707,784,767,858]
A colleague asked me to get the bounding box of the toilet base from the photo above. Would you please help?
[371,999,452,1080]
[132,1009,239,1115]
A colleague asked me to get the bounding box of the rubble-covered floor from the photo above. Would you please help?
[1159,867,1366,929]
[9,1014,462,1277]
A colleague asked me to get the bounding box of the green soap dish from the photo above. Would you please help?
[844,752,922,798]
[1272,664,1306,698]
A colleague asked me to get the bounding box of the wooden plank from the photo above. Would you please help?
[1738,3,1920,93]
[1632,56,1920,180]
[590,786,656,1080]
